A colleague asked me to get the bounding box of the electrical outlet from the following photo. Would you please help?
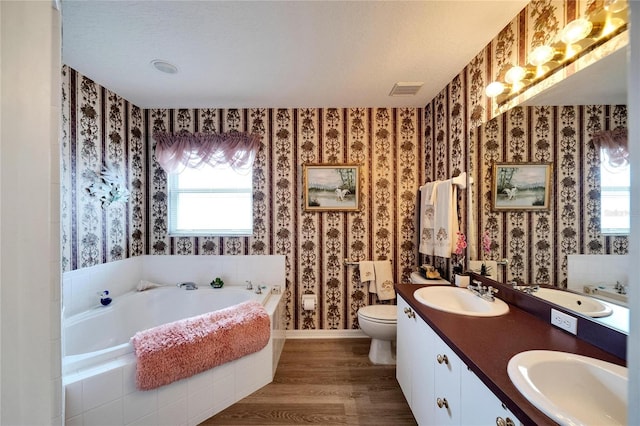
[551,308,578,335]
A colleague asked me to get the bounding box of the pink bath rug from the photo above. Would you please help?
[131,300,270,390]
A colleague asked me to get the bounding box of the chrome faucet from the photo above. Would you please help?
[177,282,198,290]
[510,281,539,294]
[615,281,627,295]
[468,281,498,302]
[246,280,253,290]
[255,285,262,295]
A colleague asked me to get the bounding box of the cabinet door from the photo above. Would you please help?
[431,333,462,425]
[410,314,434,425]
[396,296,414,403]
[460,366,522,426]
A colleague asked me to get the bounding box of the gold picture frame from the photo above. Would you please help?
[492,162,552,211]
[303,164,361,211]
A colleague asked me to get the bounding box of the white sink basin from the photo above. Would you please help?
[508,350,627,426]
[534,288,613,318]
[413,286,509,317]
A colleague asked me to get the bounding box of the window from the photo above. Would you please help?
[168,165,253,236]
[600,152,630,235]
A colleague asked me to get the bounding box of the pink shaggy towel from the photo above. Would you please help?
[131,300,270,390]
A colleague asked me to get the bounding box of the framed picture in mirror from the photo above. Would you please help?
[492,162,552,211]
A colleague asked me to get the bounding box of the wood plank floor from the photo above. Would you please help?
[200,338,417,425]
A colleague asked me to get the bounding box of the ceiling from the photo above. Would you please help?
[61,0,529,109]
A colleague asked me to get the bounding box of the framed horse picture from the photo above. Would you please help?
[302,164,361,211]
[492,162,552,211]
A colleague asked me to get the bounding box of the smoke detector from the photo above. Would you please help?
[389,82,424,96]
[151,59,178,74]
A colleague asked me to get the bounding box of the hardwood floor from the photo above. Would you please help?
[200,338,417,425]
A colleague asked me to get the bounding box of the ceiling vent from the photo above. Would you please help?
[389,82,424,96]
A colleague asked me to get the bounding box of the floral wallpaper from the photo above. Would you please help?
[424,0,628,286]
[61,0,627,329]
[61,67,423,330]
[61,67,146,272]
[472,105,628,286]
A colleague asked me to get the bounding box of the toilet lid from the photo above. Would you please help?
[358,305,397,322]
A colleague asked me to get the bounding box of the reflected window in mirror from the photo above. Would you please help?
[598,128,630,235]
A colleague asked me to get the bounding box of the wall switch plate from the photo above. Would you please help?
[551,308,578,335]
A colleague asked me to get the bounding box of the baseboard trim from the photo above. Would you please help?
[285,329,368,339]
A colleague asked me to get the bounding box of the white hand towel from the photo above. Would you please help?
[468,260,498,281]
[359,261,375,283]
[432,181,459,258]
[419,181,438,255]
[369,260,395,301]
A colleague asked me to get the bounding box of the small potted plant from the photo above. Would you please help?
[210,277,224,288]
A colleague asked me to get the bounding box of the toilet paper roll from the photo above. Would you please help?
[302,295,315,311]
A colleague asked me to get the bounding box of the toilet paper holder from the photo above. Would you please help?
[302,294,316,311]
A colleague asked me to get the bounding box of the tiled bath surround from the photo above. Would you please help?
[63,255,285,317]
[63,255,286,426]
[567,254,630,297]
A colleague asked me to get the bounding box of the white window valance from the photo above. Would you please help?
[153,130,261,174]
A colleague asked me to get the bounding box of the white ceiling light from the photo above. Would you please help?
[151,59,178,74]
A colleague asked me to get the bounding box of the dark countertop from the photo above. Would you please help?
[395,283,626,426]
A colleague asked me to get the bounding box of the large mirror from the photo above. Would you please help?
[467,45,629,334]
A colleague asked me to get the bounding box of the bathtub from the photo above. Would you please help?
[63,285,286,426]
[63,285,271,374]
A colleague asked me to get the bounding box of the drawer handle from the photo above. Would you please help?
[404,307,415,318]
[436,397,449,409]
[436,354,449,365]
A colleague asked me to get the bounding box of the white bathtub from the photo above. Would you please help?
[63,285,270,374]
[63,284,286,426]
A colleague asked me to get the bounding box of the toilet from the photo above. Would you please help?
[358,304,397,365]
[358,270,449,365]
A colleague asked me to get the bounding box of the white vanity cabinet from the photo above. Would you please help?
[396,296,434,425]
[397,295,522,426]
[460,366,522,426]
[431,332,463,425]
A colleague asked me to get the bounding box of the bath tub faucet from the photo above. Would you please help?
[246,280,253,290]
[615,281,627,295]
[177,282,198,290]
[510,282,539,294]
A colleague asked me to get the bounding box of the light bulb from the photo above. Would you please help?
[561,18,593,44]
[505,66,526,84]
[529,46,554,66]
[485,81,506,98]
